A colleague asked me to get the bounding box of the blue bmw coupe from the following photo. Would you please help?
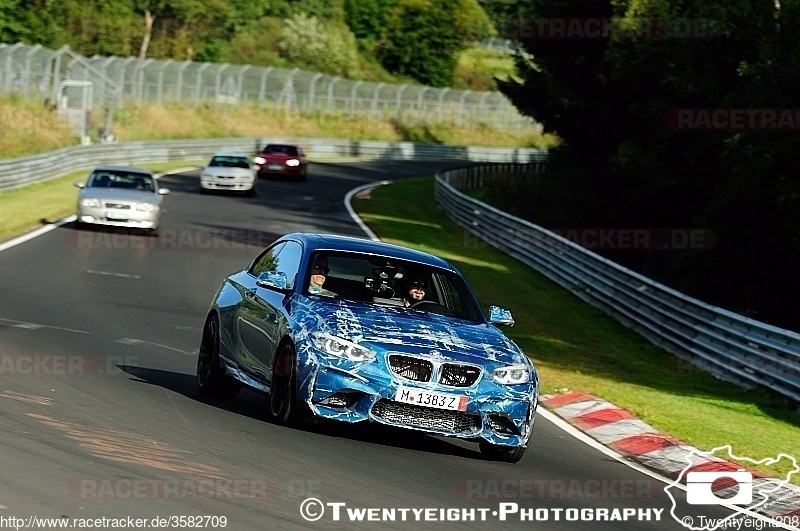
[197,233,538,462]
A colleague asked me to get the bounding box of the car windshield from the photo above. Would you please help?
[88,170,155,192]
[209,156,251,168]
[305,251,484,322]
[263,144,299,156]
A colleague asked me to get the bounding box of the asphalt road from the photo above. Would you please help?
[0,160,743,530]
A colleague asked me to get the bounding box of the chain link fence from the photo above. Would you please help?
[0,42,538,139]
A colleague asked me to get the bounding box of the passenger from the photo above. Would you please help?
[308,255,337,297]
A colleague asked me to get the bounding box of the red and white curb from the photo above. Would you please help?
[540,391,800,523]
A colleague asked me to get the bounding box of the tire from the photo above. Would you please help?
[197,313,241,400]
[479,439,528,463]
[269,341,302,425]
[244,186,257,197]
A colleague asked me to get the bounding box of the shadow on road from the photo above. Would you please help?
[118,364,483,461]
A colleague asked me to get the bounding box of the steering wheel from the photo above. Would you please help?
[409,300,458,318]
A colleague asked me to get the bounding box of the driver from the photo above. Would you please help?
[403,278,427,307]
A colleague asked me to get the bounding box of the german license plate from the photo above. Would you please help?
[394,385,468,411]
[105,211,128,221]
[267,163,283,171]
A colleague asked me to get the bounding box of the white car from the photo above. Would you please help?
[200,153,257,196]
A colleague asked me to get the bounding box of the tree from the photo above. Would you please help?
[378,0,492,86]
[344,0,397,40]
[0,0,33,42]
[492,0,800,330]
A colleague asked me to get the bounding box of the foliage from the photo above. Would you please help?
[0,0,33,42]
[378,0,493,87]
[344,0,398,40]
[491,0,800,330]
[277,13,359,76]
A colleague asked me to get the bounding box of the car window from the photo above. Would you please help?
[272,242,303,289]
[304,251,483,321]
[210,156,250,168]
[263,144,298,156]
[88,171,154,191]
[250,241,303,289]
[250,243,284,277]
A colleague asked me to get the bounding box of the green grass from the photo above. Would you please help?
[353,176,800,484]
[0,161,202,244]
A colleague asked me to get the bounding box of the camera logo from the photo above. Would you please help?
[686,469,753,505]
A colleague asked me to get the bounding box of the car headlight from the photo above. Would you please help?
[492,364,531,385]
[285,159,300,167]
[136,202,158,212]
[310,332,375,362]
[254,156,266,164]
[79,198,101,208]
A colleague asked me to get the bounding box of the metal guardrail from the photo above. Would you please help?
[0,137,547,191]
[435,163,800,404]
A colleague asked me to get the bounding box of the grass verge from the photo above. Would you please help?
[352,176,800,484]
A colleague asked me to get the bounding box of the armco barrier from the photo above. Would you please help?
[435,164,800,404]
[0,137,546,192]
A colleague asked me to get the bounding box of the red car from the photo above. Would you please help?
[254,143,308,180]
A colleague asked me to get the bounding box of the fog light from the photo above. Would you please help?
[487,414,520,435]
[318,392,361,408]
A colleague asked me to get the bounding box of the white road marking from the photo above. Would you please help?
[112,337,194,356]
[0,317,90,334]
[86,270,141,279]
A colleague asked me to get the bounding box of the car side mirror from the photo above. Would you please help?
[257,271,290,291]
[158,188,170,195]
[74,182,85,189]
[489,305,515,327]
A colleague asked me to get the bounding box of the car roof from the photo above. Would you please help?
[92,164,153,175]
[283,233,457,271]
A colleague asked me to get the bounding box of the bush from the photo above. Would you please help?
[278,12,359,76]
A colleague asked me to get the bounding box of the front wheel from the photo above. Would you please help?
[479,439,528,463]
[269,342,303,425]
[197,313,241,400]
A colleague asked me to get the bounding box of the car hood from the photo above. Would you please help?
[202,167,253,177]
[260,153,300,161]
[79,188,162,203]
[294,298,527,366]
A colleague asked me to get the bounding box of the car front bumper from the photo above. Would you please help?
[298,355,537,448]
[201,177,254,191]
[256,164,305,176]
[76,205,160,229]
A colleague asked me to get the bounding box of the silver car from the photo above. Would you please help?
[74,165,170,236]
[200,153,257,196]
